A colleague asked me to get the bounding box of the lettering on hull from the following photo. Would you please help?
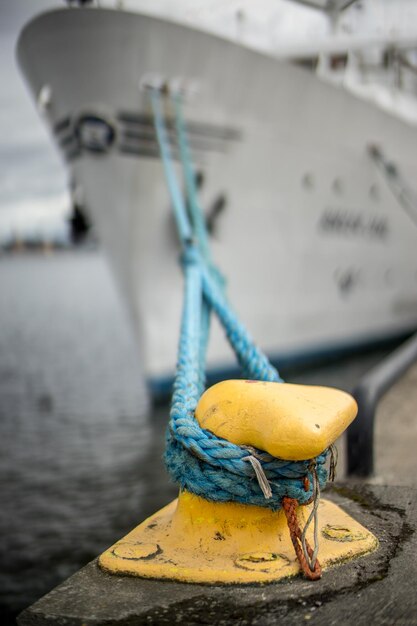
[319,207,389,241]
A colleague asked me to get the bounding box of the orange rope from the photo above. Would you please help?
[282,496,322,581]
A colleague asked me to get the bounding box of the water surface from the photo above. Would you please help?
[0,251,176,622]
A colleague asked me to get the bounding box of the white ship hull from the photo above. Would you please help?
[17,8,417,393]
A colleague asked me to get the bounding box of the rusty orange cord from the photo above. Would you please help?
[282,496,323,581]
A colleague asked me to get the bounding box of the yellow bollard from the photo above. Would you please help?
[99,380,378,583]
[195,380,358,460]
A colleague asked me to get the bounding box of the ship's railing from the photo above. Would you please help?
[347,331,417,477]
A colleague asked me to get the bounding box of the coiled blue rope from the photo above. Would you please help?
[150,90,329,510]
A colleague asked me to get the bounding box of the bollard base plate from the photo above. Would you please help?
[99,492,377,584]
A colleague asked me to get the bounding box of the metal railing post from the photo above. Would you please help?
[347,331,417,477]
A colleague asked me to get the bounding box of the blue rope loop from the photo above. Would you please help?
[149,90,330,509]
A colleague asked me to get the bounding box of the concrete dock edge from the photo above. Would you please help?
[17,484,417,626]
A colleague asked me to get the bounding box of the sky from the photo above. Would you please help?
[0,1,69,244]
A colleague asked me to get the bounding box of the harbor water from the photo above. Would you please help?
[1,250,416,623]
[0,251,177,623]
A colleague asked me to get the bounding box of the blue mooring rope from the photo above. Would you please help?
[150,90,329,510]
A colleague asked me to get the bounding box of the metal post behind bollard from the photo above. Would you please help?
[347,331,417,477]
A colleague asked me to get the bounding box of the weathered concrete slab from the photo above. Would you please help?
[18,484,417,626]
